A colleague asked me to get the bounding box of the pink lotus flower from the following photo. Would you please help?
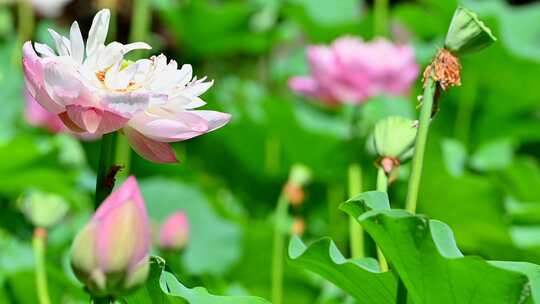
[23,9,231,163]
[289,37,419,105]
[70,176,150,296]
[158,212,189,250]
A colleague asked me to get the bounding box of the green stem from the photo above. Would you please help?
[327,184,345,252]
[14,0,34,66]
[33,228,51,304]
[375,168,388,271]
[374,0,389,37]
[405,77,436,214]
[129,0,151,55]
[115,135,131,180]
[271,192,289,304]
[348,163,364,259]
[95,132,118,209]
[265,136,281,175]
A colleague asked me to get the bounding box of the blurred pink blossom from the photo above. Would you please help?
[289,37,419,105]
[158,212,190,250]
[25,91,65,133]
[70,176,150,295]
[23,9,230,163]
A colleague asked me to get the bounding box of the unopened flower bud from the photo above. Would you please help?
[372,116,417,163]
[70,176,150,297]
[20,190,68,228]
[288,164,311,188]
[158,212,189,251]
[445,7,497,56]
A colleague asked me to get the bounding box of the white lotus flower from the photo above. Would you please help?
[23,9,231,163]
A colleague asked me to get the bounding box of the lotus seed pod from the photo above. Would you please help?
[445,7,497,56]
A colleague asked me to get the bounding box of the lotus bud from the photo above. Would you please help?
[373,116,417,160]
[285,164,311,206]
[445,7,497,56]
[158,212,189,251]
[20,190,69,228]
[70,176,150,297]
[372,116,417,175]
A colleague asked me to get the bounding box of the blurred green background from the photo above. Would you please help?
[1,0,540,303]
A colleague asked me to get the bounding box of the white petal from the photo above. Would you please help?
[86,9,110,56]
[97,42,124,70]
[48,29,70,56]
[34,43,56,57]
[70,21,85,64]
[105,62,138,90]
[177,64,193,87]
[150,69,190,93]
[182,80,214,97]
[122,42,152,54]
[43,57,86,105]
[104,92,166,116]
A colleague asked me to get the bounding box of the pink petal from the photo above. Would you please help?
[288,76,319,97]
[124,127,178,164]
[191,110,231,131]
[22,42,64,113]
[93,176,150,272]
[65,105,129,135]
[127,109,211,143]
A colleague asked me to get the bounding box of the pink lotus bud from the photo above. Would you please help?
[158,212,189,251]
[289,36,419,105]
[70,176,150,296]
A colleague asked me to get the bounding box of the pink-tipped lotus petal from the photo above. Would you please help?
[65,105,129,135]
[191,110,231,131]
[94,177,150,273]
[22,42,64,113]
[159,212,189,250]
[127,109,211,143]
[124,127,178,163]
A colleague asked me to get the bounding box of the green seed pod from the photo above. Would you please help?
[445,6,497,56]
[372,116,417,162]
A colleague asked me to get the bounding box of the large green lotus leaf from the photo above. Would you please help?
[125,257,270,304]
[288,236,396,303]
[288,191,396,303]
[341,194,540,304]
[139,178,242,275]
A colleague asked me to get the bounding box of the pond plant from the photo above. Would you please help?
[3,1,539,304]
